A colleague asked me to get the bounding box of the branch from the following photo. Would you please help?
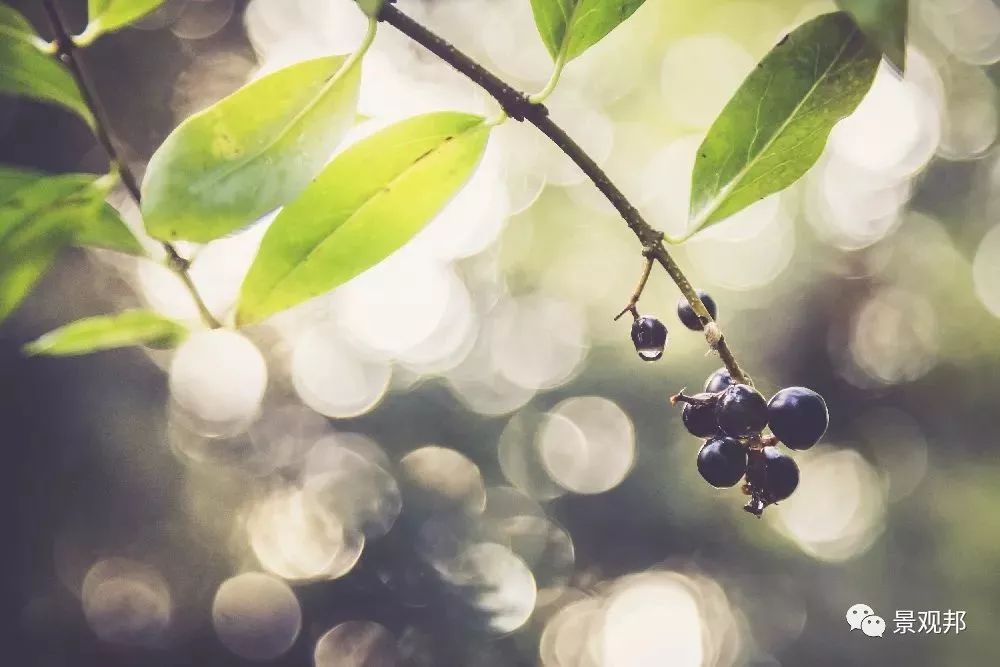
[379,4,749,385]
[41,0,222,330]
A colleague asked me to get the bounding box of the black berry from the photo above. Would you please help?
[767,387,828,450]
[704,367,735,393]
[677,289,718,331]
[747,446,799,502]
[697,437,748,488]
[631,316,668,361]
[682,394,719,438]
[716,383,768,437]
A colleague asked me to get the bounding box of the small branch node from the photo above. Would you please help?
[704,322,723,349]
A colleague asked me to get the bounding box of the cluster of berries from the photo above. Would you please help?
[625,289,829,516]
[677,369,828,516]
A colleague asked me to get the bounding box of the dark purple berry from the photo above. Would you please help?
[631,316,667,361]
[677,289,718,331]
[697,437,748,488]
[747,446,799,502]
[682,393,719,438]
[704,367,736,394]
[767,387,828,450]
[716,383,768,437]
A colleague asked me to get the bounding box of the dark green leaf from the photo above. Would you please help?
[530,0,647,63]
[836,0,907,74]
[0,9,93,125]
[24,309,188,356]
[0,234,66,324]
[141,55,361,243]
[0,167,142,254]
[0,3,40,39]
[0,172,130,322]
[237,112,491,326]
[688,12,880,235]
[82,0,166,41]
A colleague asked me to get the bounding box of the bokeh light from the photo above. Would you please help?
[769,447,887,562]
[169,329,268,436]
[314,620,400,667]
[81,559,172,648]
[212,572,302,661]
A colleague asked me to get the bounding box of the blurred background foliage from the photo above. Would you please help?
[3,0,1000,665]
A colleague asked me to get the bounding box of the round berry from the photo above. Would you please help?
[630,316,668,361]
[704,367,736,394]
[682,394,719,438]
[716,383,768,437]
[747,446,799,502]
[767,387,828,450]
[677,289,718,331]
[697,437,748,488]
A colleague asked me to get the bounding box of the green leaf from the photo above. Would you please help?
[141,54,362,243]
[529,0,647,63]
[354,0,384,19]
[836,0,907,74]
[77,201,144,255]
[237,112,491,326]
[0,164,42,199]
[25,309,188,356]
[0,234,66,324]
[0,12,93,125]
[0,172,127,322]
[687,12,880,236]
[83,0,165,41]
[0,167,142,254]
[0,3,40,40]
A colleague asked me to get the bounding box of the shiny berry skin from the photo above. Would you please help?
[677,289,718,331]
[697,437,748,488]
[631,316,668,361]
[682,394,719,438]
[716,384,768,437]
[747,446,799,502]
[767,387,828,450]
[704,367,736,394]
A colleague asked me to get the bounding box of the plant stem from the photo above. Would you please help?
[41,0,222,330]
[379,4,749,385]
[614,255,654,321]
[529,51,567,104]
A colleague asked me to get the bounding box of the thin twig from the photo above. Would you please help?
[41,0,222,329]
[614,255,654,321]
[380,4,748,384]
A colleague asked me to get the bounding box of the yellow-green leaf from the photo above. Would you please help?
[82,0,165,41]
[0,7,93,125]
[237,112,491,326]
[24,310,188,356]
[836,0,907,74]
[529,0,647,63]
[141,55,361,243]
[354,0,385,18]
[687,12,880,236]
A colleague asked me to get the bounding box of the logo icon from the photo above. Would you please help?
[847,603,885,637]
[862,614,886,637]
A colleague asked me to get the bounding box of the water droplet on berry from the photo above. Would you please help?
[630,316,668,362]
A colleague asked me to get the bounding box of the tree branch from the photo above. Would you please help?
[379,4,749,385]
[41,0,222,330]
